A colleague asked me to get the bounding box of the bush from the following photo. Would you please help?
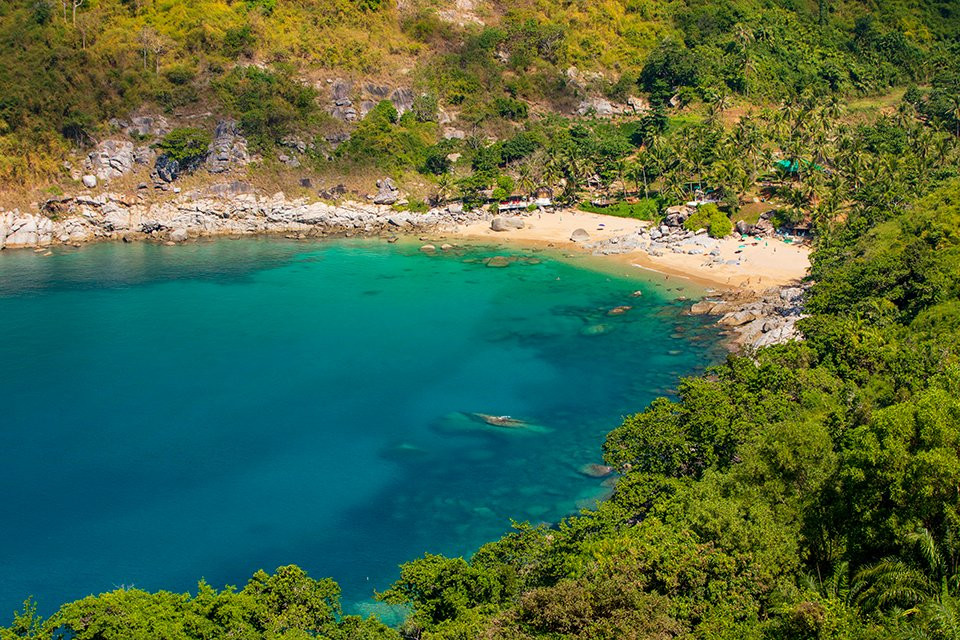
[579,199,660,221]
[494,97,529,120]
[155,128,212,166]
[683,204,732,238]
[412,94,439,123]
[214,66,319,151]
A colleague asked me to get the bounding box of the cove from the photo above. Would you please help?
[0,237,727,618]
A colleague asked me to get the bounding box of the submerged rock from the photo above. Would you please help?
[579,463,614,478]
[580,323,612,336]
[485,256,510,268]
[434,412,552,436]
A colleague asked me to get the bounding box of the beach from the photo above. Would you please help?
[454,208,811,292]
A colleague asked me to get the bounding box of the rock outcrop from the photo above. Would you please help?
[0,190,489,251]
[86,139,154,182]
[690,284,808,350]
[372,178,400,205]
[206,120,251,174]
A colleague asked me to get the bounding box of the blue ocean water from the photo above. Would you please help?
[0,238,725,619]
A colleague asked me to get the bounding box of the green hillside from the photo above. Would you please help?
[0,0,958,186]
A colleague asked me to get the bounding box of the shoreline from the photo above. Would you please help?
[1,192,811,349]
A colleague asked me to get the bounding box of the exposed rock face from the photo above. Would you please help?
[86,139,152,181]
[206,120,250,174]
[577,98,617,117]
[690,284,809,350]
[390,88,415,114]
[0,191,490,251]
[156,155,180,183]
[372,178,400,205]
[490,216,524,231]
[0,211,55,249]
[123,115,170,138]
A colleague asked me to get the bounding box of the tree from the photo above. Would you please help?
[137,27,168,73]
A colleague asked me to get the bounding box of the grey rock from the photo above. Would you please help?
[373,178,400,205]
[366,84,391,98]
[82,175,98,189]
[125,115,169,138]
[156,155,180,183]
[390,88,415,114]
[331,79,353,101]
[169,228,189,242]
[206,120,250,174]
[87,139,136,181]
[491,216,524,231]
[570,228,590,242]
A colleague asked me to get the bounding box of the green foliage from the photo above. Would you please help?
[214,66,320,151]
[580,199,660,220]
[155,128,211,165]
[336,100,435,170]
[683,204,733,237]
[0,566,398,640]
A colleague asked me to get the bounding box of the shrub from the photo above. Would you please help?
[494,97,529,121]
[683,204,732,238]
[214,66,319,150]
[412,94,438,123]
[155,128,212,166]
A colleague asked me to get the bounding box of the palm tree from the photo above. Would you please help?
[854,527,960,637]
[517,162,536,199]
[434,173,455,205]
[627,157,650,200]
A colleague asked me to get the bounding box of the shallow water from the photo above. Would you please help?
[0,238,725,619]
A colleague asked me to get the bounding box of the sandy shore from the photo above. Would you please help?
[454,209,810,292]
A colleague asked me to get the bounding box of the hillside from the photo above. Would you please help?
[0,0,958,194]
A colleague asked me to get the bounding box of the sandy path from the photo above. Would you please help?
[452,209,810,291]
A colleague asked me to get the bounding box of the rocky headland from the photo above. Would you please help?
[0,185,487,250]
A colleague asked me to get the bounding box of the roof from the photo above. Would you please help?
[775,159,826,173]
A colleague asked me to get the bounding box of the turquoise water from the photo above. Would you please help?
[0,238,725,619]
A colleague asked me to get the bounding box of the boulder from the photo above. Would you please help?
[373,178,400,205]
[486,256,510,268]
[577,97,617,117]
[718,310,763,327]
[87,139,136,181]
[331,79,353,101]
[169,228,189,243]
[491,216,524,231]
[156,155,180,183]
[626,95,650,113]
[570,228,590,242]
[82,175,98,189]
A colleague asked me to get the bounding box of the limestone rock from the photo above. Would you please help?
[82,175,98,189]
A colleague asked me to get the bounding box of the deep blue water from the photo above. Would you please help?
[0,237,725,620]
